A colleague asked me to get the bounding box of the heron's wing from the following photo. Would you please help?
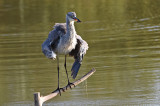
[50,23,67,50]
[42,23,66,59]
[69,35,89,79]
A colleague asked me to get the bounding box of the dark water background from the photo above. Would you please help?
[0,0,160,105]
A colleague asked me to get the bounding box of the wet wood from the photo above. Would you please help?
[33,68,96,106]
[34,92,42,106]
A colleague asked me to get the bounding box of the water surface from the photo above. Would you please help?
[0,0,160,105]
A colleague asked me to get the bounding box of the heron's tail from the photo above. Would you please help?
[71,60,81,79]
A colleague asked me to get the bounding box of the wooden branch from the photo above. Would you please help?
[34,68,96,106]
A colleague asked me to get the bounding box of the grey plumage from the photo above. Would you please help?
[42,12,88,79]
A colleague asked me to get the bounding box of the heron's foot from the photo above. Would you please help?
[52,87,64,96]
[66,82,75,90]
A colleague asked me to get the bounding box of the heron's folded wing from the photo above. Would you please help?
[69,35,89,79]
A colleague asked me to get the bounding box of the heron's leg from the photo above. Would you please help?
[64,55,75,89]
[52,55,64,95]
[64,55,70,83]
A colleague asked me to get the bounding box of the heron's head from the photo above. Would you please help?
[67,12,81,23]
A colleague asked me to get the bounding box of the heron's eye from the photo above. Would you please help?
[71,15,74,18]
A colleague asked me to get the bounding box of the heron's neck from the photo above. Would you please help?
[66,18,76,38]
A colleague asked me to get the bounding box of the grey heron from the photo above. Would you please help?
[42,12,88,95]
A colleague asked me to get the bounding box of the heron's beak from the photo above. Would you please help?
[73,17,81,22]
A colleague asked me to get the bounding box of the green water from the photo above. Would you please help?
[0,0,160,105]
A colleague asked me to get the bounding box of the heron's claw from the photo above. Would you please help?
[52,87,64,96]
[66,82,75,90]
